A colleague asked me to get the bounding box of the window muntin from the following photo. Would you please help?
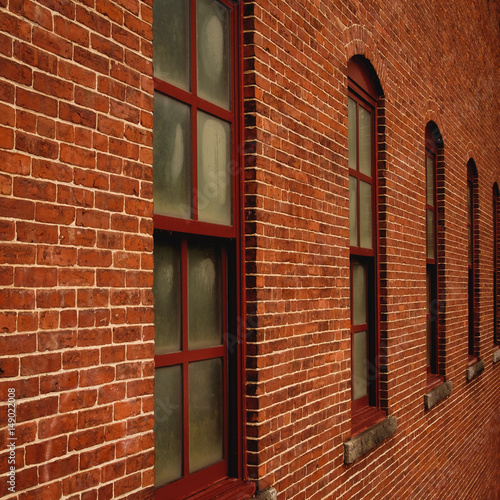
[152,0,240,497]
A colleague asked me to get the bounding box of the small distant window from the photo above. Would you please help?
[467,160,478,360]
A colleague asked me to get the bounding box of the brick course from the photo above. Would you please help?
[0,0,498,499]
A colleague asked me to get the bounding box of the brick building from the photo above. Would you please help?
[0,0,499,499]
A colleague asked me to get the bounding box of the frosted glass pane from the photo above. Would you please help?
[197,0,231,109]
[188,243,223,349]
[426,156,434,206]
[353,331,368,400]
[153,239,181,354]
[348,98,357,170]
[352,260,367,326]
[360,180,372,249]
[427,209,435,259]
[155,365,183,487]
[426,271,431,314]
[358,106,372,176]
[349,176,358,246]
[153,0,190,90]
[189,358,223,473]
[197,112,232,225]
[153,93,192,219]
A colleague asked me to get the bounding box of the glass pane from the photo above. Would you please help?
[349,176,358,246]
[426,270,431,314]
[189,358,223,473]
[426,155,434,207]
[153,239,181,354]
[197,0,231,109]
[153,0,190,90]
[155,365,183,487]
[348,98,357,170]
[353,331,368,400]
[188,242,223,349]
[153,93,192,219]
[352,260,367,326]
[427,209,435,259]
[358,106,372,176]
[359,180,373,249]
[197,112,232,225]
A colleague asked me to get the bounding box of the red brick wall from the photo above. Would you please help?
[0,0,155,497]
[243,1,500,499]
[0,0,499,499]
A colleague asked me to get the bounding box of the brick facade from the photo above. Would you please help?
[0,0,499,499]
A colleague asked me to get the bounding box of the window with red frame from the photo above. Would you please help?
[494,183,499,345]
[348,57,385,433]
[467,160,478,360]
[152,1,246,498]
[425,123,443,383]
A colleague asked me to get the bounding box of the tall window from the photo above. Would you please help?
[425,123,443,383]
[152,1,244,498]
[467,160,478,359]
[494,183,499,345]
[348,57,384,432]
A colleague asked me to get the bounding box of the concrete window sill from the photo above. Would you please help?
[466,359,485,382]
[344,415,397,464]
[424,380,452,410]
[493,348,500,364]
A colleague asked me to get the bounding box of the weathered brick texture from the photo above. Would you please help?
[0,0,499,499]
[0,0,154,497]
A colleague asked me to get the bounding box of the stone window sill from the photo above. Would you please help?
[424,380,452,410]
[344,415,397,464]
[493,348,500,364]
[466,358,485,382]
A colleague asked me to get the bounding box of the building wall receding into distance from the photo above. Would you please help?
[0,0,499,499]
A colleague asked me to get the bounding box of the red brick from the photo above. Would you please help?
[32,158,73,182]
[58,269,95,286]
[62,349,99,370]
[39,455,79,483]
[59,102,96,128]
[0,289,35,310]
[35,203,75,225]
[78,405,113,429]
[18,482,62,500]
[33,71,74,100]
[54,15,89,47]
[0,332,35,354]
[79,366,115,387]
[16,396,58,422]
[0,243,35,264]
[68,428,105,452]
[25,436,67,465]
[14,267,57,287]
[60,389,97,413]
[80,443,115,470]
[40,370,78,394]
[0,54,32,84]
[0,197,34,220]
[13,40,57,74]
[62,469,100,496]
[32,26,72,58]
[58,59,96,88]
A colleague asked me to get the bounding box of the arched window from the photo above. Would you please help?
[494,183,499,345]
[425,122,444,386]
[348,56,385,432]
[467,160,478,360]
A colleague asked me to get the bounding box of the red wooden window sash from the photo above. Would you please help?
[154,239,230,499]
[494,184,499,344]
[348,87,380,417]
[425,146,439,378]
[153,0,239,238]
[153,1,247,497]
[467,168,477,360]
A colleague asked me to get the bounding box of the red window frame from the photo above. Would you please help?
[467,160,478,362]
[152,1,250,499]
[494,183,499,345]
[425,124,441,387]
[348,58,385,435]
